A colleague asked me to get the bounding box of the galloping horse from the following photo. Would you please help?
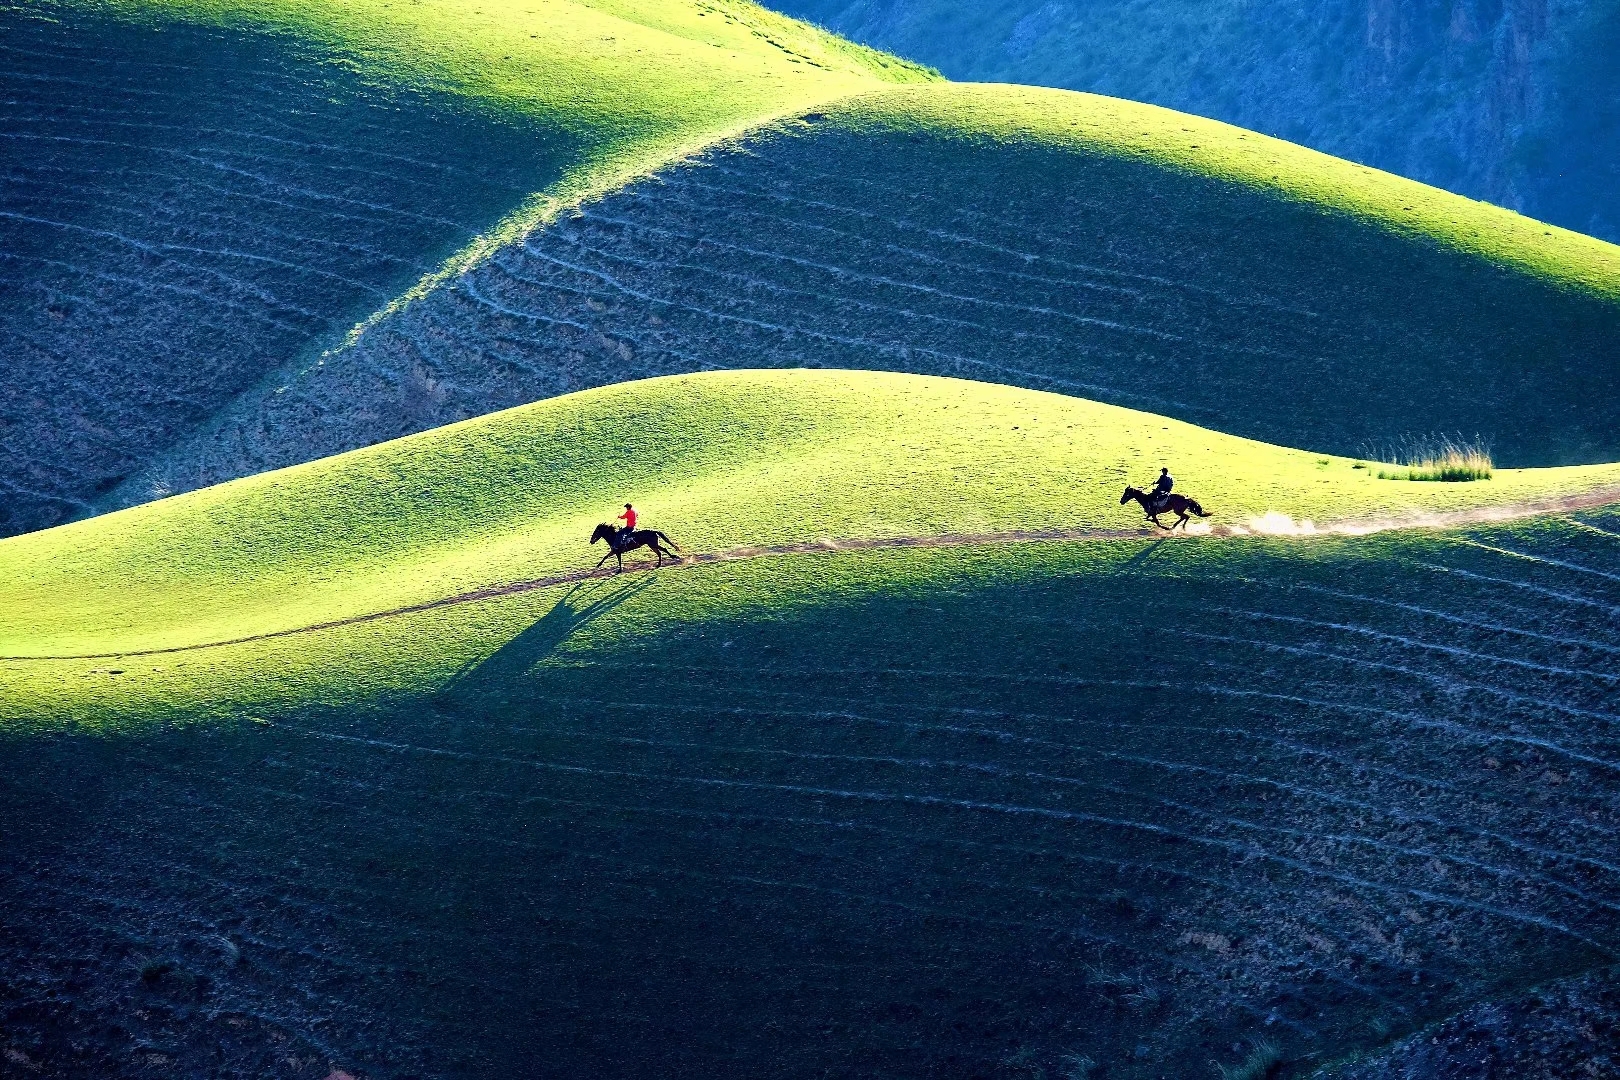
[590,523,681,571]
[1121,486,1211,530]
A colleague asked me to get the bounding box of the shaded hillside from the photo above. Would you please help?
[763,0,1620,244]
[1319,966,1620,1077]
[7,528,1620,1078]
[3,372,1619,1077]
[0,0,929,537]
[12,2,1620,533]
[111,84,1620,511]
[0,8,572,535]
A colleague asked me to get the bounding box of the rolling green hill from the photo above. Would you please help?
[0,0,929,535]
[119,81,1620,510]
[7,369,1619,677]
[3,372,1619,1076]
[12,0,1620,534]
[763,0,1620,245]
[7,2,1620,1075]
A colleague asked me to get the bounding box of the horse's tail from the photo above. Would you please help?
[1187,500,1211,518]
[657,530,681,551]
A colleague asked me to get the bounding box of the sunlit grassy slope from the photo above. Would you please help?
[141,79,1620,509]
[10,10,1620,1075]
[6,371,1620,1075]
[17,0,1620,533]
[113,0,935,272]
[842,85,1620,300]
[116,0,933,148]
[0,0,931,535]
[5,443,1620,1075]
[6,369,1619,709]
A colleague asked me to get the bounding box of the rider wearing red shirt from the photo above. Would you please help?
[616,503,638,535]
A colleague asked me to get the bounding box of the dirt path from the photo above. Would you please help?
[14,487,1620,662]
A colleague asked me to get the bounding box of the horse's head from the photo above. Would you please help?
[590,523,613,544]
[1120,486,1140,505]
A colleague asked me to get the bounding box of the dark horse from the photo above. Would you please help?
[590,523,681,571]
[1121,486,1211,530]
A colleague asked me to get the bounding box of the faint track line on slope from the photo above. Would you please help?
[681,166,1297,312]
[581,679,1620,836]
[248,726,1620,952]
[1450,538,1620,584]
[1219,608,1620,682]
[12,488,1620,662]
[483,251,1148,400]
[1286,583,1620,654]
[532,709,1620,899]
[1180,632,1620,757]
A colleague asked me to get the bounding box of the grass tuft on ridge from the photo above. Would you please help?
[1371,435,1495,482]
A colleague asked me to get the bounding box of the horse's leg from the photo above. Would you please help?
[615,551,624,574]
[1175,511,1189,530]
[596,552,613,569]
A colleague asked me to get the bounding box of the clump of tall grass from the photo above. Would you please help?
[1365,433,1493,482]
[1215,1041,1284,1080]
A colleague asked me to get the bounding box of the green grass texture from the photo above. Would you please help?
[5,369,1618,722]
[98,68,1620,517]
[0,0,934,534]
[20,0,1620,527]
[831,84,1620,301]
[68,1,1620,312]
[9,9,1620,1073]
[77,0,937,319]
[6,495,1619,1073]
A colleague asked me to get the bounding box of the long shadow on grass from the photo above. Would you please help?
[1114,537,1170,574]
[433,577,653,710]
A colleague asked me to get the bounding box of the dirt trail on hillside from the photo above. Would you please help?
[13,487,1620,662]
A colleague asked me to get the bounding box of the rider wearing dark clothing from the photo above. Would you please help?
[1150,468,1173,510]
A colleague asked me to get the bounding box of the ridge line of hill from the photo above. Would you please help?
[92,76,1620,520]
[2,0,938,536]
[20,486,1619,663]
[303,76,1620,378]
[111,87,939,512]
[319,83,925,356]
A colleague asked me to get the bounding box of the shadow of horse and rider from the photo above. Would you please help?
[435,577,654,709]
[439,473,1206,700]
